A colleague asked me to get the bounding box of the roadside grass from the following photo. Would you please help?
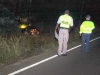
[69,29,81,43]
[0,34,42,66]
[0,29,80,66]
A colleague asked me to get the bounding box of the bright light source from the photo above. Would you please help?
[19,24,27,29]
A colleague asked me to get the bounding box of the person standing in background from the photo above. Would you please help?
[79,15,95,52]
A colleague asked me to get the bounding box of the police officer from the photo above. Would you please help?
[55,10,73,56]
[79,15,95,52]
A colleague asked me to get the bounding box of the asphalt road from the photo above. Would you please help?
[0,37,100,75]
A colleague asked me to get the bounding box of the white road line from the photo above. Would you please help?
[67,37,100,52]
[8,37,100,75]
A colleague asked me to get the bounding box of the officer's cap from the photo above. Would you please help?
[85,15,91,18]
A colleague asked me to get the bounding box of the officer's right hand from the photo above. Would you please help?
[80,33,81,36]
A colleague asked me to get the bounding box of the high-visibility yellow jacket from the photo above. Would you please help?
[79,21,95,34]
[59,14,72,28]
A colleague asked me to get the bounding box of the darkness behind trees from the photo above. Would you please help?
[0,0,100,30]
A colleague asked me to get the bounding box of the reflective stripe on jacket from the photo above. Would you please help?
[79,21,95,34]
[59,14,72,28]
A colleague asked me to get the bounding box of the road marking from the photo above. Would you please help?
[67,37,100,52]
[8,37,100,75]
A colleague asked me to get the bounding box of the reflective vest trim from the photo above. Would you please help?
[81,25,94,30]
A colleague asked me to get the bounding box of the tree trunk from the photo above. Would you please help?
[30,0,32,4]
[19,0,22,11]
